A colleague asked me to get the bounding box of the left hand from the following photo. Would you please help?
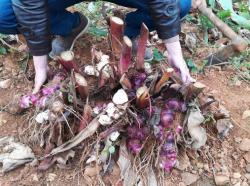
[165,40,196,84]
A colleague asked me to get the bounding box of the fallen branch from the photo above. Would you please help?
[198,1,247,53]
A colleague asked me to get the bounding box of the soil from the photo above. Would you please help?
[0,23,249,186]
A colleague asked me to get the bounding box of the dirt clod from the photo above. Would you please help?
[239,139,250,152]
[181,172,199,185]
[214,174,230,186]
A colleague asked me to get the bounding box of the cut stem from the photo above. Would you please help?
[59,51,79,72]
[136,23,149,71]
[110,17,124,58]
[74,72,89,99]
[136,86,150,109]
[119,36,132,75]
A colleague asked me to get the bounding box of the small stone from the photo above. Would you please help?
[233,182,241,186]
[214,174,230,186]
[242,181,249,186]
[47,173,57,182]
[233,172,241,179]
[239,139,250,152]
[242,110,250,120]
[244,152,250,163]
[245,173,250,180]
[178,182,186,186]
[197,162,203,169]
[32,173,39,182]
[0,79,12,89]
[231,178,238,185]
[204,164,210,172]
[84,165,101,177]
[181,172,199,186]
[246,164,250,173]
[30,158,38,167]
[198,168,203,174]
[234,137,242,143]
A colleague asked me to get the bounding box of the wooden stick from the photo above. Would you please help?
[198,3,248,52]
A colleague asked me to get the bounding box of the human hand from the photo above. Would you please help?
[165,40,196,84]
[32,55,49,94]
[191,0,206,10]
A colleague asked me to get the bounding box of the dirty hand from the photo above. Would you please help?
[191,0,205,9]
[165,40,196,84]
[33,55,49,94]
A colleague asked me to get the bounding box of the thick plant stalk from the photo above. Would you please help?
[119,36,132,75]
[74,72,89,99]
[154,68,174,94]
[79,103,92,132]
[59,51,79,72]
[110,17,124,58]
[136,23,149,71]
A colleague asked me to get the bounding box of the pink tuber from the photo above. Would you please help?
[127,139,143,154]
[160,111,174,128]
[165,98,187,112]
[159,133,177,172]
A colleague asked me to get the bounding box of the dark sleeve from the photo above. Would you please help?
[147,0,181,40]
[11,0,51,56]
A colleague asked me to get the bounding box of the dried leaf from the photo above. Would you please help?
[242,110,250,120]
[0,137,35,173]
[187,106,207,149]
[117,140,136,186]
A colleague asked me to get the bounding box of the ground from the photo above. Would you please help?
[0,3,250,186]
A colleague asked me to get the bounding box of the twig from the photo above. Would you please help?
[0,38,20,52]
[60,111,74,137]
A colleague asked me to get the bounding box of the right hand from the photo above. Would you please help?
[192,0,205,10]
[165,40,196,85]
[32,55,49,94]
